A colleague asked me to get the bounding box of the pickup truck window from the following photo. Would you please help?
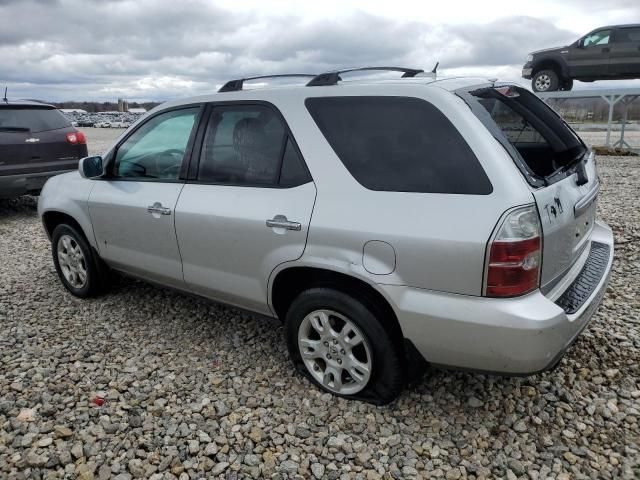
[583,30,611,47]
[614,27,640,43]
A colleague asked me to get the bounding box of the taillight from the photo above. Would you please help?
[485,205,542,298]
[66,131,86,145]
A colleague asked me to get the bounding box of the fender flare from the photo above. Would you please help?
[532,57,570,79]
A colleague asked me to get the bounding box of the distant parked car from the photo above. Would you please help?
[94,121,111,128]
[38,69,613,403]
[0,100,88,199]
[77,119,95,127]
[523,24,640,92]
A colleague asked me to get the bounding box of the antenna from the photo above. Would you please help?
[2,86,7,102]
[431,62,439,74]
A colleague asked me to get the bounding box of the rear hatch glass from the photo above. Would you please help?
[459,85,599,290]
[0,107,70,133]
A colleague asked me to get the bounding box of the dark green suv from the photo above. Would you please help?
[522,24,640,92]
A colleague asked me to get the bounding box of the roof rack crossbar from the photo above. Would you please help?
[218,74,317,92]
[306,67,425,87]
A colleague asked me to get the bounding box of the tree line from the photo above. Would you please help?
[50,100,162,112]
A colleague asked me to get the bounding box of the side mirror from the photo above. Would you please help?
[79,156,104,179]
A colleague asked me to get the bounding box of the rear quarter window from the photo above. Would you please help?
[0,108,70,133]
[305,96,492,194]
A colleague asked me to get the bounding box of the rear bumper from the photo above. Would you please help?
[383,220,614,375]
[0,170,75,199]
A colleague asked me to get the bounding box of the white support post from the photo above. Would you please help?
[613,95,639,150]
[602,95,623,147]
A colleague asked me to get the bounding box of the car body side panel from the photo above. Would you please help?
[88,180,186,289]
[568,43,610,78]
[37,171,98,248]
[176,182,316,315]
[267,84,533,296]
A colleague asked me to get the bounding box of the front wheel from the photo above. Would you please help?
[52,224,107,298]
[532,69,560,92]
[285,288,405,404]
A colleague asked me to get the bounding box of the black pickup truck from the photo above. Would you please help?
[523,24,640,92]
[0,100,88,199]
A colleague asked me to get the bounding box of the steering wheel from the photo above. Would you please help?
[154,149,184,178]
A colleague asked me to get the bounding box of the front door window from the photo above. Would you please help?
[583,30,611,47]
[113,107,199,180]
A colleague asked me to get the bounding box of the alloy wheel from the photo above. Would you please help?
[57,234,88,289]
[297,309,372,395]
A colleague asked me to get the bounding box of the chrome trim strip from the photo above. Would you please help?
[574,181,599,218]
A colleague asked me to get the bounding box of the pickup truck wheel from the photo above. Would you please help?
[285,288,405,405]
[532,70,559,92]
[51,224,106,298]
[561,78,574,91]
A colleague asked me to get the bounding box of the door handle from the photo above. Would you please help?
[147,203,172,216]
[602,47,610,53]
[266,215,301,231]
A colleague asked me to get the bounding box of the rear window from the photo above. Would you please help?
[0,108,70,133]
[305,96,492,194]
[465,86,586,185]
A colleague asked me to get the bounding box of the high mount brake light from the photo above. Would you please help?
[495,86,520,98]
[485,205,542,297]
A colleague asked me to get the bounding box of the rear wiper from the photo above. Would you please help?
[0,126,30,132]
[544,149,589,184]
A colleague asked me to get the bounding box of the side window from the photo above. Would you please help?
[279,137,310,186]
[305,96,492,194]
[113,107,199,180]
[614,27,640,43]
[198,104,311,187]
[583,30,610,47]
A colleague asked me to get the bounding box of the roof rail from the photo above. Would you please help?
[306,67,424,87]
[218,74,317,93]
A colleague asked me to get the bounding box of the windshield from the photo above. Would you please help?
[0,108,70,133]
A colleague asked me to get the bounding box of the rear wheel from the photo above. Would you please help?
[561,78,574,91]
[52,224,108,297]
[285,288,405,404]
[532,70,560,92]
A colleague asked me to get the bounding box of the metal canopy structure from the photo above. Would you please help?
[536,87,640,149]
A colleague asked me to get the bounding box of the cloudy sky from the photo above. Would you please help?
[0,0,638,101]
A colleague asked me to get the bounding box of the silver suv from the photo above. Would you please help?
[38,68,614,404]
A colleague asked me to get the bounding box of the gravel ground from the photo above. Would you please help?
[0,130,639,479]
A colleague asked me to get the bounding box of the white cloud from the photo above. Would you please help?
[0,0,638,100]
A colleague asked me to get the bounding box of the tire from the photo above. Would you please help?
[51,224,108,298]
[285,288,405,405]
[561,78,574,91]
[532,70,560,92]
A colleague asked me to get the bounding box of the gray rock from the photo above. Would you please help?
[25,451,48,467]
[128,459,146,478]
[280,460,299,474]
[311,463,325,479]
[211,462,229,475]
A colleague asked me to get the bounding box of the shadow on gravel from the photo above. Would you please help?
[0,195,38,219]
